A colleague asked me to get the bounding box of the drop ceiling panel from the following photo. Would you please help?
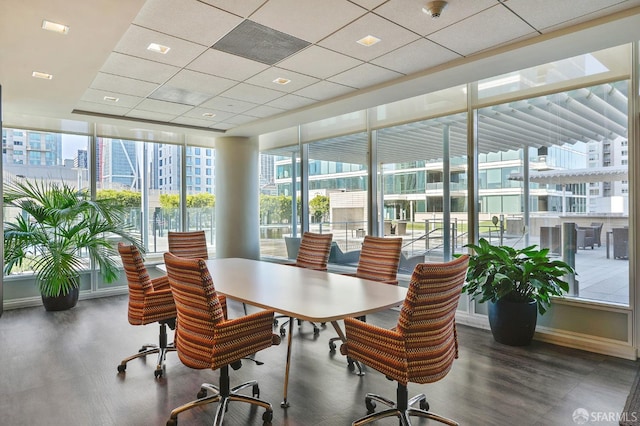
[114,25,208,67]
[100,52,180,84]
[267,94,317,110]
[318,12,422,62]
[428,4,537,56]
[374,0,497,37]
[212,20,310,65]
[161,69,237,98]
[89,73,159,98]
[133,0,243,46]
[186,48,270,81]
[244,67,320,92]
[245,105,286,118]
[220,83,285,104]
[371,38,461,75]
[182,107,234,122]
[328,63,403,89]
[506,0,640,31]
[250,0,367,43]
[199,96,258,114]
[135,98,194,115]
[350,0,388,10]
[80,88,143,108]
[277,46,363,79]
[200,0,266,18]
[294,80,357,100]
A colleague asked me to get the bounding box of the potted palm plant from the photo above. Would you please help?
[3,179,142,311]
[462,238,575,346]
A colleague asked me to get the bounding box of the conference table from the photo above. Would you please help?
[190,258,408,408]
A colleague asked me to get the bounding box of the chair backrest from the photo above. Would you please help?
[163,252,225,370]
[396,254,469,384]
[168,230,208,259]
[295,232,333,270]
[118,242,154,325]
[356,236,402,283]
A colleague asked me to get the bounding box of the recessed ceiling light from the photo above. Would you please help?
[357,35,381,47]
[202,112,216,118]
[32,71,53,80]
[273,77,291,85]
[147,43,171,54]
[42,20,69,35]
[103,96,119,102]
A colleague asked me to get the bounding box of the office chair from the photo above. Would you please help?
[341,255,470,426]
[274,231,333,336]
[328,236,402,352]
[116,243,177,379]
[167,230,209,259]
[163,253,280,426]
[167,230,248,314]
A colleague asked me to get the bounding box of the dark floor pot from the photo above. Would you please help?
[488,299,538,346]
[41,287,79,311]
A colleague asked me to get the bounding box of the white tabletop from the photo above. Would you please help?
[202,258,407,322]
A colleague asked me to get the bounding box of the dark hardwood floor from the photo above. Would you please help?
[0,294,637,426]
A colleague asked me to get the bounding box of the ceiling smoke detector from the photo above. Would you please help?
[422,1,448,18]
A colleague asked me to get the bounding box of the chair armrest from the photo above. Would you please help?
[341,317,405,357]
[142,288,176,322]
[151,275,170,291]
[341,317,407,382]
[211,309,279,369]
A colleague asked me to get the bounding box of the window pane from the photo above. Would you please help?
[260,148,297,259]
[308,133,368,266]
[378,113,468,268]
[477,79,629,305]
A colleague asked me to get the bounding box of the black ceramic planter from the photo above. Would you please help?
[487,299,538,346]
[41,287,79,311]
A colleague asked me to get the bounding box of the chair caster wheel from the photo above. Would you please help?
[273,319,278,327]
[262,409,273,423]
[154,368,163,378]
[313,327,320,336]
[167,417,177,426]
[253,384,260,398]
[329,341,336,352]
[365,398,376,414]
[420,400,429,411]
[117,364,126,373]
[197,388,207,399]
[280,328,286,337]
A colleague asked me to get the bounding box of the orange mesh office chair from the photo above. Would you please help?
[328,236,402,352]
[274,231,333,336]
[163,253,280,426]
[116,243,177,378]
[167,230,208,260]
[341,255,469,426]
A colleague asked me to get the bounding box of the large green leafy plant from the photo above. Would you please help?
[3,179,142,297]
[462,238,575,314]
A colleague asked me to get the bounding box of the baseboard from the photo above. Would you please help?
[454,311,637,360]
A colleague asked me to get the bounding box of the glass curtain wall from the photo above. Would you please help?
[95,138,183,263]
[184,146,215,251]
[259,149,298,259]
[476,45,630,305]
[3,130,91,297]
[307,133,368,266]
[377,112,468,270]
